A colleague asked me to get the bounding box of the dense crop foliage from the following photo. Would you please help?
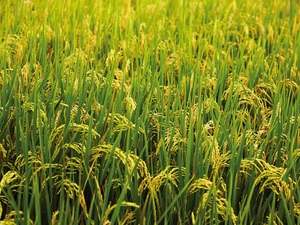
[0,0,299,224]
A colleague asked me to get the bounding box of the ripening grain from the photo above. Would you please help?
[0,0,299,224]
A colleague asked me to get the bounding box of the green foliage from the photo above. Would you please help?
[0,0,299,224]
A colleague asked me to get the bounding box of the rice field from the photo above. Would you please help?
[0,0,299,224]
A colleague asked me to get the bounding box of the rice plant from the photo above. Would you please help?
[0,0,299,224]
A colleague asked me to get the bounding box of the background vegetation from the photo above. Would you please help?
[0,0,299,224]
